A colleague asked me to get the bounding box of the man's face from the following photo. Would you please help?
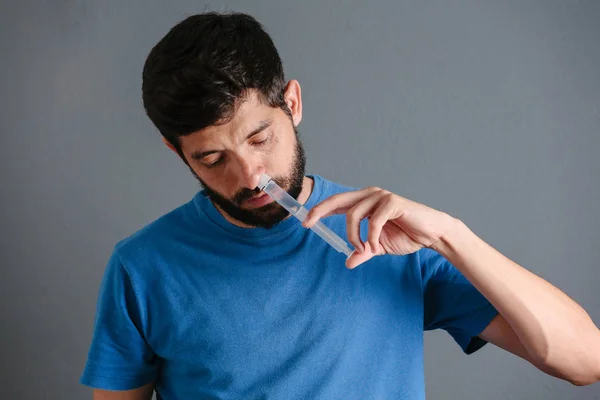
[174,86,306,229]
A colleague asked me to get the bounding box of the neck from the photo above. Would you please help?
[215,175,315,228]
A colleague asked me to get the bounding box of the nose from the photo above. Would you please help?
[234,154,266,190]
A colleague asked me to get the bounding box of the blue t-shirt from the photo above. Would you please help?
[80,175,498,399]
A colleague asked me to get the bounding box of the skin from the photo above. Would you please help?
[302,185,600,385]
[163,80,312,229]
[94,80,600,399]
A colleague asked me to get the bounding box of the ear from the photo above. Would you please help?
[284,80,302,127]
[162,137,189,165]
[162,137,179,154]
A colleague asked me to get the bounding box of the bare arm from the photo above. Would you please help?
[93,383,154,400]
[433,219,600,386]
[478,313,590,382]
[304,186,600,386]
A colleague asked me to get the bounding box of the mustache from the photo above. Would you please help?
[232,177,289,205]
[233,187,262,204]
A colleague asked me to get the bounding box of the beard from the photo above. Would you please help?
[192,131,307,229]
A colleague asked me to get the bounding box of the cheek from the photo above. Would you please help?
[206,177,238,199]
[191,167,228,194]
[272,131,296,167]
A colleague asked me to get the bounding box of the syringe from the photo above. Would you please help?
[257,174,354,258]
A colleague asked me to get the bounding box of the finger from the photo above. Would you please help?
[316,206,348,221]
[303,187,381,228]
[345,191,389,253]
[367,193,397,254]
[346,241,376,269]
[304,189,374,228]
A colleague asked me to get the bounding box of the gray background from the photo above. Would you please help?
[1,0,599,399]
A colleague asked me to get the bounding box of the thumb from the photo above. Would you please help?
[345,242,377,269]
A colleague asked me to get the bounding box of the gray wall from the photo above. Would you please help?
[2,1,599,399]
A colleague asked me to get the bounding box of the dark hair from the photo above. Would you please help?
[141,12,288,156]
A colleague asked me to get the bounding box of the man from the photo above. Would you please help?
[81,12,600,399]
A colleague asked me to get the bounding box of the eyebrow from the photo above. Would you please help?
[190,119,273,160]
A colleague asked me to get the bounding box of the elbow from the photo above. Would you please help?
[554,353,600,387]
[538,320,600,386]
[539,361,600,387]
[569,355,600,386]
[567,333,600,386]
[567,373,600,387]
[535,337,600,387]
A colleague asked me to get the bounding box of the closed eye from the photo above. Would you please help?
[199,131,273,169]
[203,158,223,169]
[250,132,272,146]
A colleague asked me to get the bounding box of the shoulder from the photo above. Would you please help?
[312,174,359,197]
[112,195,200,266]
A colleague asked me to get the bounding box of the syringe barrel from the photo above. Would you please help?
[258,174,354,257]
[261,179,302,215]
[309,219,354,257]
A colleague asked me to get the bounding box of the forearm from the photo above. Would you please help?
[431,218,600,385]
[93,383,154,400]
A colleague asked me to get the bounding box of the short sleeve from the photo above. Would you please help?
[80,250,159,390]
[419,248,499,354]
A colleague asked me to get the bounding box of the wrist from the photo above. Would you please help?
[428,217,471,260]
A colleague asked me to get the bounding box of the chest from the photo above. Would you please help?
[144,255,424,391]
